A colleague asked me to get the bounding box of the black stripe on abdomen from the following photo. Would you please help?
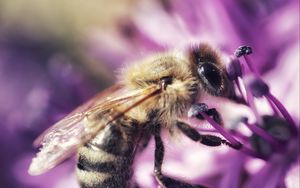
[96,124,136,156]
[77,154,132,173]
[77,120,140,188]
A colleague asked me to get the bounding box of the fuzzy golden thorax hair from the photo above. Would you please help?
[121,53,199,126]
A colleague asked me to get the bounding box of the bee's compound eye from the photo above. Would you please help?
[198,63,222,89]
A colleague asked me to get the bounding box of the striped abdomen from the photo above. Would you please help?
[76,117,140,188]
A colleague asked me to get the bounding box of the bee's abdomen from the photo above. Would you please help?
[77,119,140,188]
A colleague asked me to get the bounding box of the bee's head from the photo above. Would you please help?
[189,44,231,96]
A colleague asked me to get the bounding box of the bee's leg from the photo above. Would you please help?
[177,121,240,149]
[187,103,243,150]
[188,103,222,124]
[153,125,208,188]
[206,108,222,124]
[136,132,152,153]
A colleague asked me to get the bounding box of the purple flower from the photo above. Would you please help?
[1,0,299,188]
[88,1,299,188]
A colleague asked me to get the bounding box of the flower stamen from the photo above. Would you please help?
[265,93,298,134]
[199,112,242,150]
[265,96,279,116]
[241,118,282,148]
[233,45,297,135]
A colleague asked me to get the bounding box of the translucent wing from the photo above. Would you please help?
[28,84,160,175]
[32,84,123,147]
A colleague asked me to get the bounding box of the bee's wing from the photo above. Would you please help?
[28,84,160,176]
[33,84,123,147]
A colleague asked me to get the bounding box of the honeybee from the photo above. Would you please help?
[29,44,239,188]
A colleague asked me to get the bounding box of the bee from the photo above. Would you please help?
[29,43,240,188]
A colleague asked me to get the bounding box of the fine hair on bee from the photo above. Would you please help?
[28,43,241,188]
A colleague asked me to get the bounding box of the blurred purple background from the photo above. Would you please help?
[0,0,299,188]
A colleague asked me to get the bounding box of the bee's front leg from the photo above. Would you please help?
[187,103,243,150]
[177,121,240,149]
[188,103,222,124]
[153,125,208,188]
